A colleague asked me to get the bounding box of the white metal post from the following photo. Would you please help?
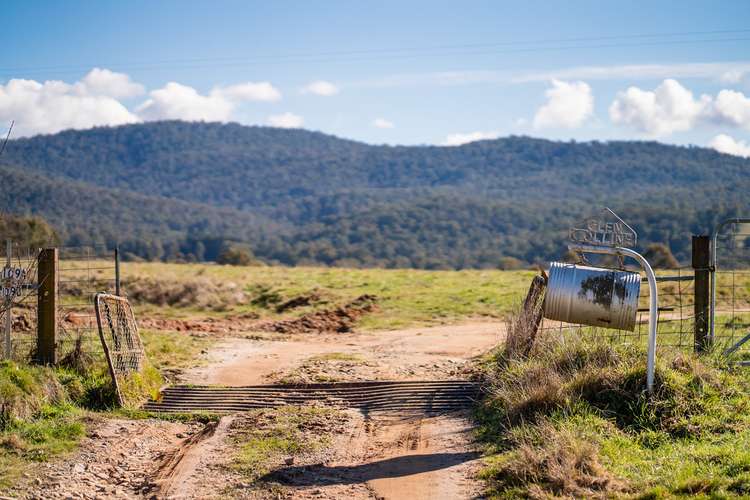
[568,244,659,393]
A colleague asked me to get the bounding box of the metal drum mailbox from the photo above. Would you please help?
[544,261,641,331]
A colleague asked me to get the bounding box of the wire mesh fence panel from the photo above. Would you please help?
[57,245,118,362]
[714,221,750,358]
[0,242,40,361]
[95,293,145,406]
[538,266,697,352]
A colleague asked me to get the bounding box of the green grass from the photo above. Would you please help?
[140,328,215,373]
[476,334,750,498]
[231,406,344,480]
[0,361,91,490]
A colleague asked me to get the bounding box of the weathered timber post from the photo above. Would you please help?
[692,235,711,353]
[115,245,121,296]
[37,248,58,364]
[521,274,547,357]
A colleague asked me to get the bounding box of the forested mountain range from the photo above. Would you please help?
[1,121,748,268]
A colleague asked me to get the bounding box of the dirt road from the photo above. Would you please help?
[183,322,502,385]
[14,321,500,499]
[178,321,498,499]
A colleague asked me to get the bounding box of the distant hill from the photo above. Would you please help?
[1,121,748,267]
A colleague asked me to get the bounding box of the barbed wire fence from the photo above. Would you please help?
[0,242,119,363]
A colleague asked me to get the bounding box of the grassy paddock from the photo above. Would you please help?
[121,262,536,329]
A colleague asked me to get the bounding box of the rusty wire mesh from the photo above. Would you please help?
[95,294,144,374]
[58,245,118,361]
[714,221,750,356]
[95,293,145,406]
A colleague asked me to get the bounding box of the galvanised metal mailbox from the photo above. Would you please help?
[544,261,641,331]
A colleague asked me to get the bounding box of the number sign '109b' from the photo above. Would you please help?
[1,266,30,298]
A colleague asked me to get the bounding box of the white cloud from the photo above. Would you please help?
[712,89,750,129]
[219,82,281,102]
[136,81,282,122]
[0,77,139,137]
[302,80,339,96]
[372,118,394,129]
[609,79,711,136]
[78,68,145,98]
[514,62,750,84]
[609,79,750,136]
[710,134,750,158]
[720,69,748,85]
[442,130,500,146]
[533,79,593,129]
[0,69,286,136]
[268,112,303,128]
[136,82,233,121]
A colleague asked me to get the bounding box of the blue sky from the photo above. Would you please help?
[2,1,750,155]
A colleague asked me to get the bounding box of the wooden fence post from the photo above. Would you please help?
[37,248,58,364]
[692,235,711,353]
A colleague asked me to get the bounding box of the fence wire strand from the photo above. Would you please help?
[715,222,750,355]
[58,245,118,361]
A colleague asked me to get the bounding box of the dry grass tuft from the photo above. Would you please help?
[499,423,625,498]
[58,334,96,375]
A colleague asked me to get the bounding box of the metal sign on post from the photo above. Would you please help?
[546,209,659,393]
[569,207,637,248]
[2,241,39,359]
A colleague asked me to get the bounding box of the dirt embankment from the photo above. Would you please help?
[14,418,203,499]
[138,294,379,337]
[256,294,378,335]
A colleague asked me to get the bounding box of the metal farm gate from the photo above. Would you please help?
[711,218,750,360]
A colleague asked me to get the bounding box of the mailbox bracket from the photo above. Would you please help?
[568,244,659,393]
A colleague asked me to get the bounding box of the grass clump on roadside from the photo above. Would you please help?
[0,361,92,490]
[476,334,750,498]
[140,328,213,377]
[230,406,349,481]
